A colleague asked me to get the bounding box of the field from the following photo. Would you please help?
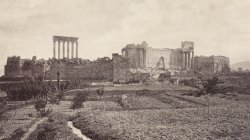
[1,76,250,139]
[71,87,250,140]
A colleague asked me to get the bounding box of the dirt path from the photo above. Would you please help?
[68,121,91,140]
[21,118,47,140]
[163,92,207,106]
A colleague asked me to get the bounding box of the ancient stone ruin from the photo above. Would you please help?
[53,36,79,59]
[121,41,194,72]
[3,36,231,82]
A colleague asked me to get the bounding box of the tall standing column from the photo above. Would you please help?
[188,52,191,68]
[62,41,65,58]
[184,52,186,68]
[182,52,185,68]
[71,41,74,59]
[67,41,69,59]
[122,50,125,56]
[58,41,61,59]
[191,51,194,68]
[53,40,56,58]
[76,41,78,58]
[143,49,146,68]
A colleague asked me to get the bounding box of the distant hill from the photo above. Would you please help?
[232,61,250,71]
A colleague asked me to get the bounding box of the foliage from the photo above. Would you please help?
[71,91,89,110]
[96,87,105,100]
[47,90,64,105]
[6,127,28,140]
[126,78,140,84]
[158,72,171,82]
[0,99,7,119]
[37,123,57,140]
[180,78,198,88]
[47,56,111,66]
[32,96,53,117]
[196,76,220,96]
[113,80,121,84]
[95,57,111,63]
[0,79,50,101]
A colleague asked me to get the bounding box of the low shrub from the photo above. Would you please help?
[180,78,198,87]
[37,123,57,140]
[71,91,89,110]
[0,100,7,119]
[7,127,28,140]
[96,87,104,100]
[32,96,53,117]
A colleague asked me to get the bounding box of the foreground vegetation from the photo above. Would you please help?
[1,73,250,139]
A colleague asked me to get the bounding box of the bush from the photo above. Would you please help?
[180,78,198,87]
[126,78,140,84]
[196,76,220,97]
[96,87,104,100]
[0,79,50,101]
[71,91,89,110]
[7,127,28,140]
[117,95,129,108]
[33,96,52,117]
[0,99,7,119]
[37,123,57,140]
[158,72,171,82]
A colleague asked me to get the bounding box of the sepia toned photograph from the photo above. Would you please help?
[0,0,250,139]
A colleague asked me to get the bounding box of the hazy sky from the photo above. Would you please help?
[1,0,250,76]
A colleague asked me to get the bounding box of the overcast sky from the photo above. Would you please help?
[0,0,250,76]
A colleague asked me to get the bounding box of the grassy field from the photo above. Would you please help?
[1,78,250,140]
[69,84,250,140]
[0,105,36,139]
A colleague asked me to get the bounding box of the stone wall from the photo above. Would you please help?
[4,56,22,77]
[4,56,49,79]
[4,56,33,77]
[122,42,146,69]
[48,61,113,81]
[121,41,194,72]
[170,50,183,71]
[213,56,230,73]
[194,56,230,74]
[146,48,172,69]
[112,53,131,82]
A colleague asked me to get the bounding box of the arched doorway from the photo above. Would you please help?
[156,56,165,69]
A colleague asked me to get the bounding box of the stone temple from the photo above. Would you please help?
[121,41,194,72]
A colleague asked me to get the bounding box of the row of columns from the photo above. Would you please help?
[53,37,78,59]
[182,51,194,69]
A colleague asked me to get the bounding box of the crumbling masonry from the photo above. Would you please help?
[4,36,231,81]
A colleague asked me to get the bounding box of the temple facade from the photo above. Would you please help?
[121,41,194,71]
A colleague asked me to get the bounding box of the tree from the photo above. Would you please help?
[196,75,221,120]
